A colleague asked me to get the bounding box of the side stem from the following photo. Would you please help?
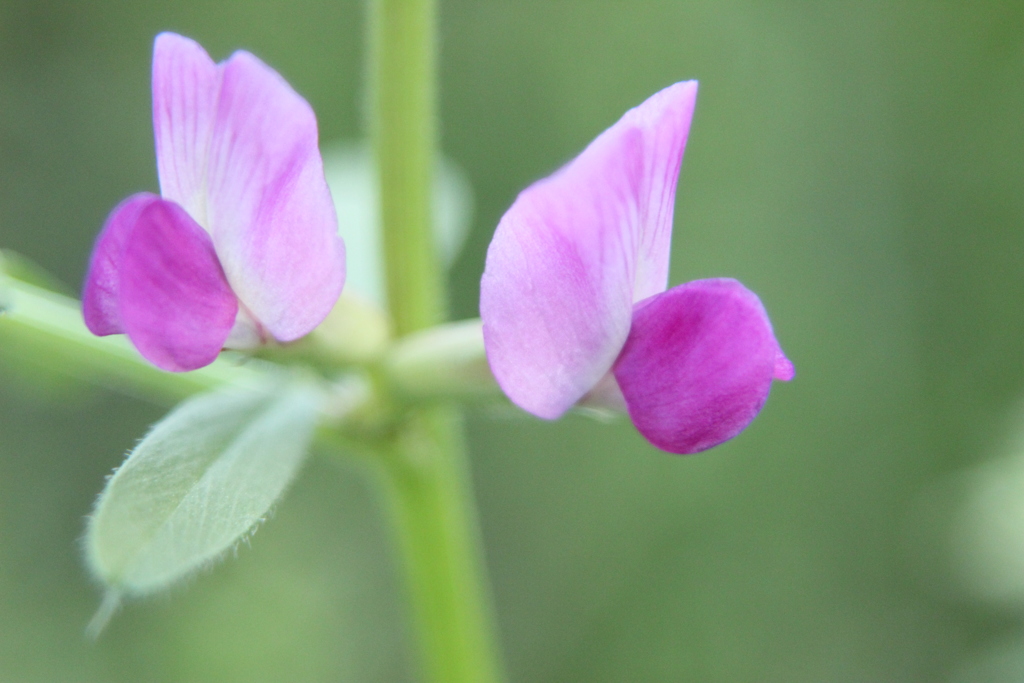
[369,2,505,683]
[0,279,264,403]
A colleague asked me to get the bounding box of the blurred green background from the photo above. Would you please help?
[2,0,1023,681]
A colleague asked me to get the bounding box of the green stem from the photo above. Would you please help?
[375,408,503,683]
[371,0,443,336]
[370,2,505,682]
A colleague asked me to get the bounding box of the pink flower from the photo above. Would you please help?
[480,82,793,454]
[83,33,345,372]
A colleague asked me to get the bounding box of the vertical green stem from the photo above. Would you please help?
[369,2,505,683]
[374,409,503,683]
[371,0,443,335]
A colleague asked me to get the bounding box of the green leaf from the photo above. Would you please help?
[322,141,474,308]
[84,378,324,597]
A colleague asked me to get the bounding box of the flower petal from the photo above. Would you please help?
[204,50,344,342]
[480,81,698,419]
[613,278,792,454]
[118,199,238,372]
[152,33,220,225]
[625,81,699,301]
[774,353,796,381]
[83,192,161,336]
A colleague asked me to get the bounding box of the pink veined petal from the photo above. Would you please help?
[83,192,161,336]
[204,49,344,342]
[118,199,238,372]
[613,278,792,455]
[152,32,220,225]
[624,81,698,301]
[480,130,641,418]
[480,81,698,419]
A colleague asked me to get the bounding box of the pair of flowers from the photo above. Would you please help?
[84,33,792,455]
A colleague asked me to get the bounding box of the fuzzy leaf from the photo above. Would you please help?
[85,378,322,596]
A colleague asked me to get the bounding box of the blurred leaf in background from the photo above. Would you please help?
[0,1,1022,682]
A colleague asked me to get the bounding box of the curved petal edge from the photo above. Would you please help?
[152,32,220,223]
[621,80,698,302]
[83,193,162,336]
[480,81,699,419]
[613,278,792,454]
[206,49,344,342]
[118,199,238,372]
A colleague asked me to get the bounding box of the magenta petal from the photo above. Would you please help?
[480,81,698,419]
[82,193,161,336]
[774,354,796,381]
[118,199,238,372]
[152,33,220,223]
[613,278,792,455]
[204,50,344,342]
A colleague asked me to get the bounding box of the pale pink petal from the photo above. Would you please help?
[82,192,161,336]
[624,81,698,301]
[118,199,238,372]
[480,81,698,419]
[204,50,344,342]
[480,135,639,418]
[613,278,792,454]
[152,33,220,225]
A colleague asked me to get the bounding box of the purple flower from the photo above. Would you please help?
[83,33,345,372]
[480,82,793,454]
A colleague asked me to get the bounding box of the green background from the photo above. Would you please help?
[2,1,1023,681]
